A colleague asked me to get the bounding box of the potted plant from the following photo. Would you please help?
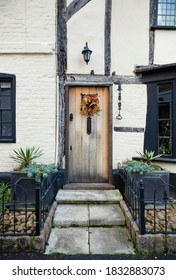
[9,147,58,207]
[122,150,169,201]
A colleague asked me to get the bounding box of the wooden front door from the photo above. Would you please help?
[67,86,110,183]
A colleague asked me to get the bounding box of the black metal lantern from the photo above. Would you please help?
[82,42,92,65]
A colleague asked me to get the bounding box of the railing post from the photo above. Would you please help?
[139,180,145,235]
[35,180,41,236]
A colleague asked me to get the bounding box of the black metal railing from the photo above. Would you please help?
[120,169,176,235]
[0,172,61,236]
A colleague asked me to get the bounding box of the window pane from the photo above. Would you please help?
[159,102,170,118]
[0,95,11,109]
[0,75,15,142]
[159,120,171,136]
[159,138,172,155]
[158,82,172,156]
[158,83,172,93]
[1,123,12,136]
[157,0,176,27]
[0,82,11,89]
[2,111,12,122]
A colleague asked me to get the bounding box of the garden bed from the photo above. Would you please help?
[120,200,176,254]
[0,202,57,253]
[145,203,176,232]
[0,209,36,235]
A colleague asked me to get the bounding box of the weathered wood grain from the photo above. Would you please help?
[67,0,92,21]
[67,74,142,84]
[68,86,110,182]
[149,0,155,64]
[57,0,67,166]
[104,0,112,76]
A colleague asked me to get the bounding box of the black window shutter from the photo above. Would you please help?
[144,83,158,153]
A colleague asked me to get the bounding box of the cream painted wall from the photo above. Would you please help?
[67,0,149,75]
[154,30,176,64]
[0,0,55,44]
[0,0,57,171]
[67,0,105,74]
[111,0,149,75]
[112,84,147,167]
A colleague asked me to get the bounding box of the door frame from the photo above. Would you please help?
[65,82,113,183]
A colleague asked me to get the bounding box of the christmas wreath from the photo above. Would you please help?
[80,94,101,116]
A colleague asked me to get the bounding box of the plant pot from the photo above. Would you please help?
[10,171,36,208]
[127,171,170,201]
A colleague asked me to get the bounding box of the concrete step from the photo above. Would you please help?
[45,188,135,255]
[56,189,122,204]
[63,183,115,190]
[53,204,125,227]
[45,226,135,255]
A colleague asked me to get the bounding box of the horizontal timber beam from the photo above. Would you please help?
[67,74,142,85]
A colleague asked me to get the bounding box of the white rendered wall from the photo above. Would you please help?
[67,0,105,74]
[154,30,176,64]
[112,84,147,167]
[111,0,149,75]
[0,0,57,171]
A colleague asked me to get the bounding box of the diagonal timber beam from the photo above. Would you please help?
[67,0,92,21]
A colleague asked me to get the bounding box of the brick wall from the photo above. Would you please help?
[0,0,57,171]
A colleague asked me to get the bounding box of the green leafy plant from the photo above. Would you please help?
[123,160,154,175]
[137,150,162,164]
[10,146,43,170]
[136,150,163,171]
[23,162,58,182]
[0,182,10,214]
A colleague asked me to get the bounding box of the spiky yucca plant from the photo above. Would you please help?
[10,146,43,170]
[137,150,162,165]
[136,150,163,171]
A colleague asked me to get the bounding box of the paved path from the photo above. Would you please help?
[45,188,135,255]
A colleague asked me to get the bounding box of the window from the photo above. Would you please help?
[0,74,16,142]
[153,0,176,28]
[144,77,176,159]
[135,64,176,161]
[158,82,172,155]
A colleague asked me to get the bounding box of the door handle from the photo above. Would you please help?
[70,145,72,151]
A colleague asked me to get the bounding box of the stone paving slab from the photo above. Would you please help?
[89,227,135,255]
[54,204,89,227]
[89,204,125,226]
[45,227,135,255]
[45,227,89,255]
[53,204,125,228]
[56,190,123,204]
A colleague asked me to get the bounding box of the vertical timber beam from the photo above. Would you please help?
[149,0,155,64]
[57,0,67,166]
[104,0,112,76]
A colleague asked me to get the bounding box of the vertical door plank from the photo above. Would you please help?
[68,86,110,182]
[68,87,76,181]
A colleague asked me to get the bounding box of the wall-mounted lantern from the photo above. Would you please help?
[82,42,92,65]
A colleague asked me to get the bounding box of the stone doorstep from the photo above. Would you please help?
[56,189,123,204]
[63,183,115,190]
[45,227,135,255]
[53,204,125,227]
